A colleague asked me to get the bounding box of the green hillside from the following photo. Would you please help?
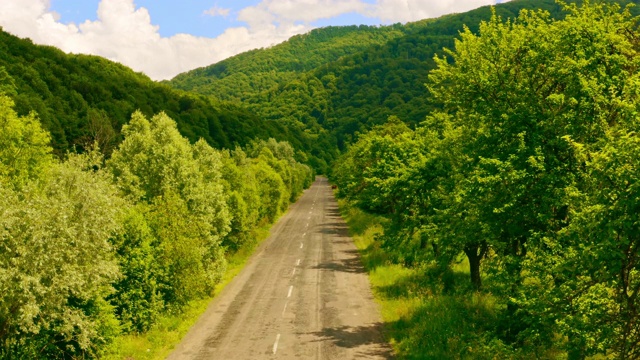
[170,0,640,150]
[0,29,308,157]
[168,25,408,103]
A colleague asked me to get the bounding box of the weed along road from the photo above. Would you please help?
[167,177,392,360]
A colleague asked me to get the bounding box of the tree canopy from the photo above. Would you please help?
[332,1,640,357]
[0,94,313,357]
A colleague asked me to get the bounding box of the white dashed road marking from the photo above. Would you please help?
[273,334,281,355]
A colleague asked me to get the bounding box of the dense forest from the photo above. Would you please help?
[333,1,640,358]
[0,29,317,161]
[170,0,640,152]
[168,25,408,103]
[0,92,313,357]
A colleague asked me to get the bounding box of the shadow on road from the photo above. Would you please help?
[305,323,394,359]
[324,207,342,217]
[318,221,349,236]
[312,249,367,274]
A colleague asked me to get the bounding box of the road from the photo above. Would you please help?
[166,177,392,360]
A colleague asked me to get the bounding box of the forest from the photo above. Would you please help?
[332,1,640,358]
[0,29,317,163]
[2,0,640,358]
[0,92,313,357]
[171,0,640,152]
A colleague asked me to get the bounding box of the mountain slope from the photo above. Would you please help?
[0,29,307,157]
[169,0,640,151]
[168,25,408,103]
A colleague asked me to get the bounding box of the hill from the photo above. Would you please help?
[169,0,640,151]
[168,25,408,103]
[0,29,309,158]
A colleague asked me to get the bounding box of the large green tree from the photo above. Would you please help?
[0,150,123,358]
[426,0,640,355]
[108,111,230,308]
[0,94,52,189]
[429,0,640,291]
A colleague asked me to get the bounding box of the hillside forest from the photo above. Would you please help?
[1,0,640,358]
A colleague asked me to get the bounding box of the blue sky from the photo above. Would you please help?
[49,0,382,38]
[1,0,508,80]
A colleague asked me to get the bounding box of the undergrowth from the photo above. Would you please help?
[338,200,529,360]
[100,227,271,360]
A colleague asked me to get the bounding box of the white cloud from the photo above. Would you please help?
[0,0,509,81]
[0,0,309,80]
[369,0,506,23]
[203,5,231,17]
[238,0,368,28]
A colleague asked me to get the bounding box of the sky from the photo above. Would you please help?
[0,0,509,81]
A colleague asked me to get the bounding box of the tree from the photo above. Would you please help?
[520,130,640,359]
[427,0,640,351]
[249,149,289,223]
[0,94,52,189]
[109,205,163,333]
[0,67,17,96]
[333,116,419,216]
[108,111,230,308]
[0,150,123,358]
[219,148,261,251]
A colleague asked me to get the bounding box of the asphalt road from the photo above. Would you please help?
[166,177,392,360]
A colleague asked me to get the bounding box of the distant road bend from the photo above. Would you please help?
[167,177,392,359]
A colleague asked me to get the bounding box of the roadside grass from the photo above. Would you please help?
[101,227,271,360]
[338,200,510,360]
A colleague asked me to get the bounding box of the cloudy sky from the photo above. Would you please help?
[0,0,508,81]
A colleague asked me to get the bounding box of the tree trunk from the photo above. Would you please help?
[567,335,586,360]
[464,243,485,291]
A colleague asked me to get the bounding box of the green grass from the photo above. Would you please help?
[338,198,589,359]
[337,199,513,360]
[100,227,271,360]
